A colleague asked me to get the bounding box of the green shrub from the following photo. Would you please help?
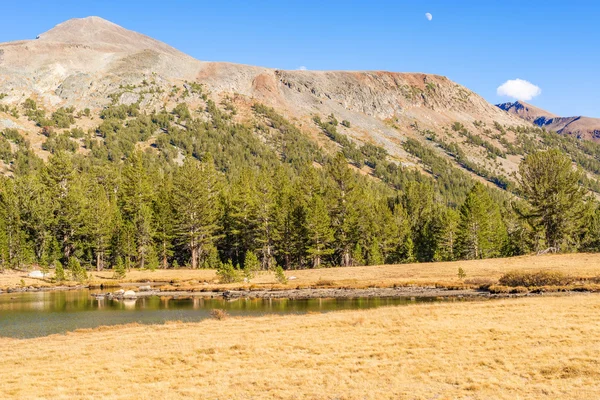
[23,98,37,110]
[54,260,66,282]
[68,257,88,282]
[217,260,243,283]
[113,257,126,279]
[243,251,260,280]
[173,103,191,120]
[274,265,288,284]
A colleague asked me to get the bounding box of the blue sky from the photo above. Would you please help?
[1,1,598,117]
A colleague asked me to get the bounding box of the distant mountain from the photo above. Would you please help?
[2,16,600,193]
[497,101,600,141]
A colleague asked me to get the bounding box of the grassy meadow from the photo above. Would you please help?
[1,294,600,399]
[2,254,600,398]
[3,252,600,291]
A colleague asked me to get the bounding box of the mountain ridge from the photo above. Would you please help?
[497,100,600,141]
[3,16,598,193]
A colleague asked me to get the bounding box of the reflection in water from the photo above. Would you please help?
[0,290,468,339]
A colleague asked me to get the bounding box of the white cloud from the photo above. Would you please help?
[297,66,307,71]
[425,13,433,21]
[497,79,541,101]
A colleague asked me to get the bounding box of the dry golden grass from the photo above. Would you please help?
[1,295,600,399]
[0,270,54,289]
[3,253,600,291]
[88,253,600,288]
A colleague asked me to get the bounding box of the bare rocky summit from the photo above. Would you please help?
[0,17,522,124]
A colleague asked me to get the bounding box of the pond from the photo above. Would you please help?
[0,290,465,339]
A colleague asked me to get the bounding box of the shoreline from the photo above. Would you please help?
[0,283,584,300]
[88,286,551,301]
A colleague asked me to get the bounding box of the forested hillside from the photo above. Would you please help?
[1,17,600,277]
[0,94,598,276]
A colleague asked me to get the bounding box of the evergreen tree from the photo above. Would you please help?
[83,183,113,271]
[54,260,65,282]
[402,181,436,262]
[456,184,507,259]
[305,195,334,268]
[68,257,87,282]
[120,151,154,268]
[113,256,126,279]
[0,178,25,268]
[254,171,276,269]
[326,153,358,267]
[274,264,288,283]
[516,149,588,252]
[45,151,85,261]
[220,171,257,264]
[153,174,175,268]
[173,156,221,269]
[16,175,54,265]
[433,208,460,262]
[243,251,260,279]
[271,169,298,269]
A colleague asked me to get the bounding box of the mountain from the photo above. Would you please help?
[2,17,600,270]
[497,101,600,141]
[2,17,600,194]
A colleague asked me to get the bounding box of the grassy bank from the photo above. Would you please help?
[1,295,600,399]
[3,253,600,292]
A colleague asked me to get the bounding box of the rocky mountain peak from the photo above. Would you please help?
[35,16,184,56]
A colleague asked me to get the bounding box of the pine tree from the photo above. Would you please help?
[68,257,87,282]
[516,149,588,252]
[326,153,358,267]
[388,201,413,263]
[367,240,384,266]
[402,181,436,262]
[456,184,507,259]
[16,175,54,265]
[220,171,257,264]
[44,151,85,261]
[274,264,288,284]
[243,251,260,279]
[433,208,460,261]
[305,195,334,268]
[153,174,175,268]
[217,259,241,283]
[83,183,113,271]
[173,156,222,269]
[254,171,276,270]
[54,260,66,282]
[271,169,297,269]
[113,256,126,279]
[0,178,24,269]
[120,151,155,269]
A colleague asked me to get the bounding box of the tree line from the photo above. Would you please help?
[0,97,597,277]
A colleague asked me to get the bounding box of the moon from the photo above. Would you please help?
[425,13,433,21]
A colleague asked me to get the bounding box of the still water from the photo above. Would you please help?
[0,290,461,338]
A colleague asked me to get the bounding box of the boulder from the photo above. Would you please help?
[123,290,137,299]
[119,92,139,105]
[114,289,125,296]
[139,285,152,292]
[28,270,46,278]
